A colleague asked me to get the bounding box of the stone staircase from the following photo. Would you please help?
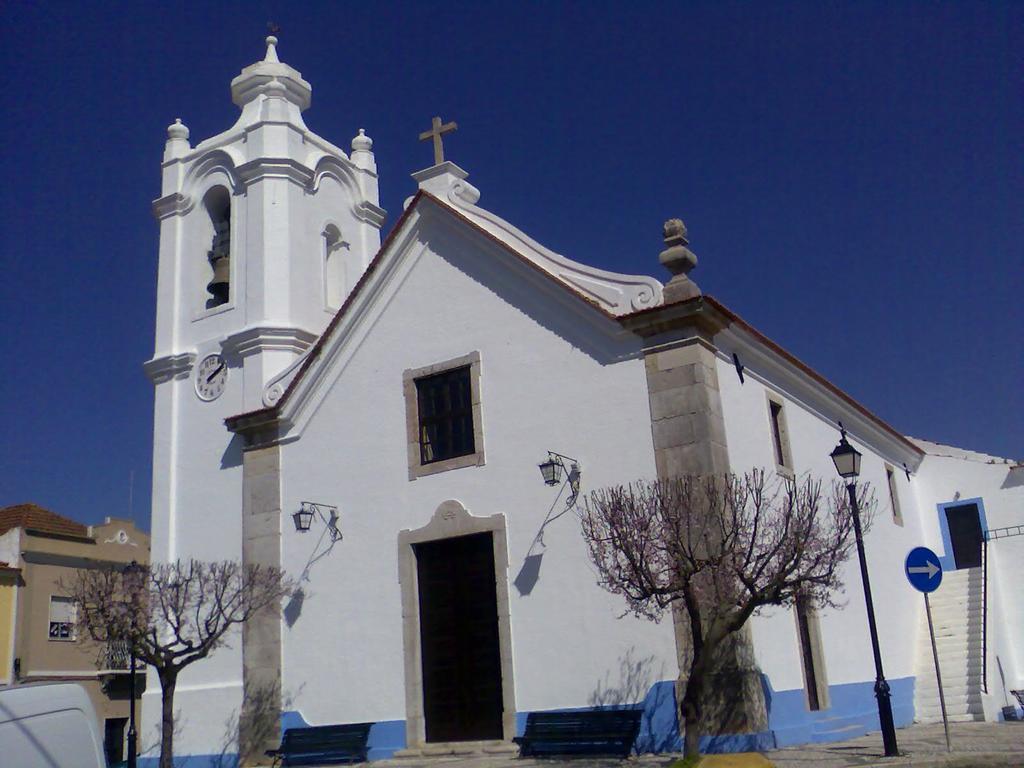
[914,567,985,723]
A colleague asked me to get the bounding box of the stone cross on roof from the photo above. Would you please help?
[419,115,458,166]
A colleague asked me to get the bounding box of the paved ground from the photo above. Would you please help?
[766,722,1024,767]
[375,722,1023,768]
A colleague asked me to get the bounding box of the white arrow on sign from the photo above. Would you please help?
[909,560,940,579]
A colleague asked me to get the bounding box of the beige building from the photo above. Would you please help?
[0,503,149,765]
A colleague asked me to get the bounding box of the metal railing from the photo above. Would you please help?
[987,524,1024,541]
[99,640,131,672]
[980,539,988,694]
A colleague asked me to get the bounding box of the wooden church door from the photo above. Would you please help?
[415,532,504,742]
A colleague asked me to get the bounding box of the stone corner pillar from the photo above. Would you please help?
[623,299,769,738]
[237,431,284,766]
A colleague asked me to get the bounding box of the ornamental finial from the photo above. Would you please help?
[659,217,700,302]
[166,118,189,141]
[264,27,280,64]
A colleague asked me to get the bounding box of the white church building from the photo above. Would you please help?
[140,37,1023,766]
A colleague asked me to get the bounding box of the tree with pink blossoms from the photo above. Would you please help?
[580,470,871,758]
[67,559,292,768]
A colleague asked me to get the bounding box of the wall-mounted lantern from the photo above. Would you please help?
[538,451,582,506]
[292,502,342,542]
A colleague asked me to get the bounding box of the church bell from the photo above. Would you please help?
[207,220,230,305]
[207,256,230,304]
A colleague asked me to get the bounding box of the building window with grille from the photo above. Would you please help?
[404,352,484,479]
[48,596,77,641]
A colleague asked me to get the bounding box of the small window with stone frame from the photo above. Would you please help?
[885,464,904,526]
[795,593,829,711]
[404,352,485,480]
[766,393,794,475]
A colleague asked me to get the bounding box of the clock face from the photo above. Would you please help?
[195,354,228,401]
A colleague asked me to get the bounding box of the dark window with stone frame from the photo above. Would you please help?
[416,365,475,465]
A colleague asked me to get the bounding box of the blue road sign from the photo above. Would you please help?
[905,546,943,593]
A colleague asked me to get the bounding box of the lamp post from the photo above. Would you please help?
[830,426,899,758]
[123,560,146,768]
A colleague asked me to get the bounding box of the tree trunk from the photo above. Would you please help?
[680,659,705,758]
[159,668,178,768]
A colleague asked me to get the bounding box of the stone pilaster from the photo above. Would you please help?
[645,338,730,477]
[623,294,767,740]
[239,441,283,766]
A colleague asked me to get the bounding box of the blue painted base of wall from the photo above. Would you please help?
[767,676,915,748]
[138,755,237,768]
[158,674,918,764]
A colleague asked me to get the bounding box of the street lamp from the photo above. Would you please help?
[123,560,146,768]
[830,424,899,757]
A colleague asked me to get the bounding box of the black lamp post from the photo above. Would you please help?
[123,560,146,768]
[830,426,899,758]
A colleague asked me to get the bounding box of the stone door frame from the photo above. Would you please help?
[397,500,517,748]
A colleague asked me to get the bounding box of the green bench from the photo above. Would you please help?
[266,722,373,766]
[514,709,643,758]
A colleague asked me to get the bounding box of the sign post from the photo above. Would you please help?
[905,546,950,752]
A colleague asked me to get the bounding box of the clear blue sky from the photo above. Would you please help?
[1,2,1020,531]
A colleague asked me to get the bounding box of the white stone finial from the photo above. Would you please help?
[167,118,189,141]
[231,31,311,111]
[264,35,280,63]
[351,128,373,153]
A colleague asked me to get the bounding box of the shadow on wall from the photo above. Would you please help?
[220,433,244,470]
[589,648,660,710]
[1001,466,1024,489]
[210,682,303,768]
[283,586,304,628]
[585,649,680,754]
[514,475,577,597]
[283,519,344,629]
[432,223,643,366]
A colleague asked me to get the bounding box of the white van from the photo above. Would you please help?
[0,682,106,768]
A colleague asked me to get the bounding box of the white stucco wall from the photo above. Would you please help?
[715,353,924,697]
[277,213,676,728]
[912,448,1024,698]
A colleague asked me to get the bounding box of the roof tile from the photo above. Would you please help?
[0,503,90,538]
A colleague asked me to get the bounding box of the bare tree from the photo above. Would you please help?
[580,470,871,758]
[67,560,292,768]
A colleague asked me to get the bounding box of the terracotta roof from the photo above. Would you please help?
[0,503,90,538]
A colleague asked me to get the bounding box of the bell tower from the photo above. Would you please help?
[144,33,386,562]
[141,35,385,756]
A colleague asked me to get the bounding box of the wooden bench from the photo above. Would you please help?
[266,722,373,766]
[513,709,643,758]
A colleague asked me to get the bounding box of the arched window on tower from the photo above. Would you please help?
[204,186,231,308]
[323,224,348,310]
